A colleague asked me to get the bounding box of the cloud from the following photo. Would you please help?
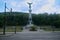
[36,4,56,13]
[32,0,56,14]
[55,6,60,13]
[3,0,24,12]
[24,0,56,14]
[1,0,60,14]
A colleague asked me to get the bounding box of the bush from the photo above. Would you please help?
[29,26,37,31]
[20,27,23,30]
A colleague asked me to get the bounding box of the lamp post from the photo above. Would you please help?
[13,11,16,34]
[10,8,16,34]
[3,2,6,35]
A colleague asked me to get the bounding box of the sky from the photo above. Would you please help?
[0,0,60,14]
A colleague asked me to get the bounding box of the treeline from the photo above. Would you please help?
[0,12,60,28]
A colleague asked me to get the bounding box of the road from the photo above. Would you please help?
[0,31,60,40]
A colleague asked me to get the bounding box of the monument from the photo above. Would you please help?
[26,2,33,28]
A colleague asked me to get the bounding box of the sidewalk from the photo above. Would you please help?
[0,32,15,37]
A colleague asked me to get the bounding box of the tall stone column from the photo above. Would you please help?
[27,3,32,26]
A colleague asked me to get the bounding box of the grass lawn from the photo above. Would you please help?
[40,26,60,31]
[0,26,60,32]
[0,26,23,32]
[0,28,3,32]
[42,28,60,31]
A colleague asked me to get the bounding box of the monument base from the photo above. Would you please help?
[25,24,33,29]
